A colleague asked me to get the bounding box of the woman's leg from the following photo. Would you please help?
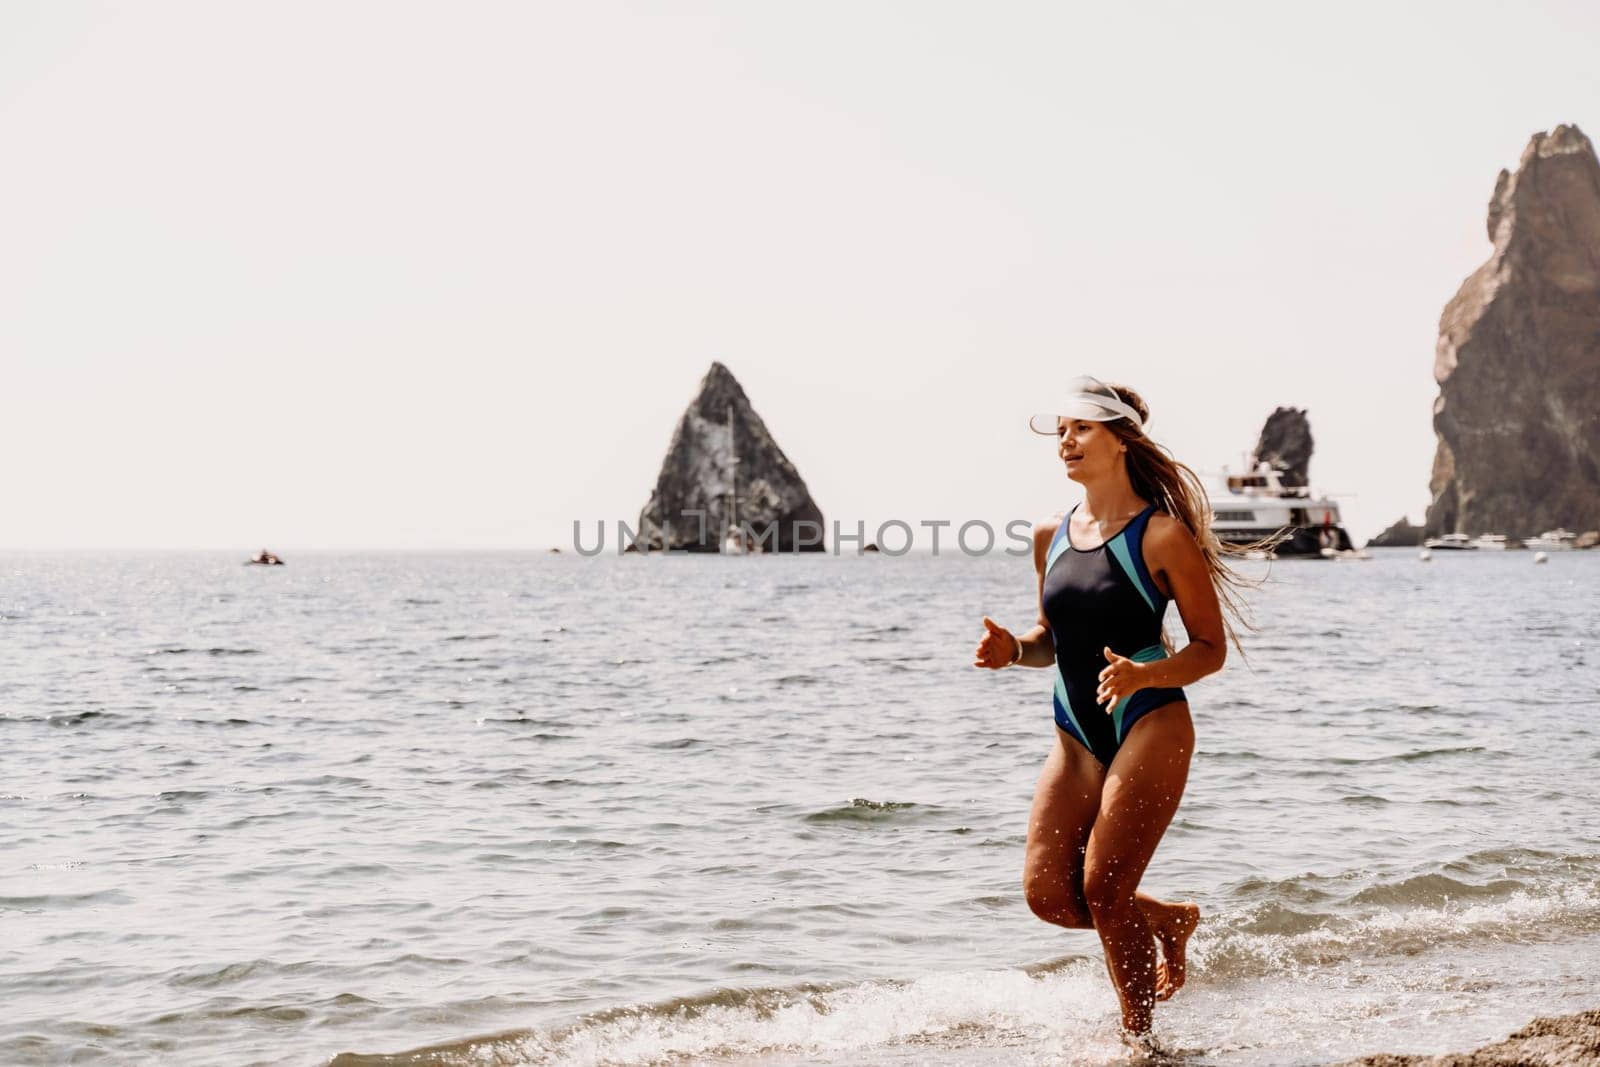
[1021,726,1104,929]
[1023,725,1197,942]
[1081,702,1195,1033]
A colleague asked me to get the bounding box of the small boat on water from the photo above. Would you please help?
[1422,533,1476,551]
[1524,528,1577,551]
[1471,534,1510,551]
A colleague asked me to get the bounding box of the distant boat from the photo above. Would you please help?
[1524,528,1577,551]
[1471,534,1510,551]
[1207,463,1355,558]
[1422,533,1476,551]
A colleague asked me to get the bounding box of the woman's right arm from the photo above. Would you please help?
[1011,516,1060,668]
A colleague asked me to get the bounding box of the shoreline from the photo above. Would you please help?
[1332,1008,1600,1066]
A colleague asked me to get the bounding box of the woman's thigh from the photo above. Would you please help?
[1082,701,1194,905]
[1023,726,1107,918]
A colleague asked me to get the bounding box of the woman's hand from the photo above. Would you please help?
[973,616,1021,669]
[1096,647,1147,713]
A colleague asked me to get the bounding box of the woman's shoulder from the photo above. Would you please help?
[1145,508,1182,535]
[1033,511,1068,548]
[1143,509,1202,557]
[1030,511,1068,563]
[1030,512,1067,571]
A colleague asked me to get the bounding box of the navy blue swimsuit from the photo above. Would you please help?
[1042,503,1186,766]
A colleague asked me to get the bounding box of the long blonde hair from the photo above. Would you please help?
[1102,382,1275,656]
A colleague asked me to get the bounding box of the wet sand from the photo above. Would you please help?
[1335,1008,1600,1067]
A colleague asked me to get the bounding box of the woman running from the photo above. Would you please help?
[973,375,1256,1038]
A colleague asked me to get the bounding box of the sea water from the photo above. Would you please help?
[2,549,1597,1065]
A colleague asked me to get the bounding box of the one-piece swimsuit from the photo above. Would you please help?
[1041,502,1186,766]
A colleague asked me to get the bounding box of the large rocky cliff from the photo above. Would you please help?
[638,362,825,552]
[1426,124,1600,538]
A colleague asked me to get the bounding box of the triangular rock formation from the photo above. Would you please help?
[638,363,825,552]
[1251,407,1313,487]
[1427,124,1600,538]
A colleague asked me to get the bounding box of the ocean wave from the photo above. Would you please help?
[326,965,1126,1067]
[1223,847,1600,909]
[1193,881,1600,980]
[1346,871,1528,906]
[324,870,1600,1066]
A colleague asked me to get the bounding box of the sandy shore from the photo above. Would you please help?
[1333,1008,1600,1066]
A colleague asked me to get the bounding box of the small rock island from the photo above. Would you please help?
[637,362,826,552]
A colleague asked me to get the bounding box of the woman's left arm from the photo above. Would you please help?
[1097,515,1226,707]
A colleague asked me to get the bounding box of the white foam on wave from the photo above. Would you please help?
[1194,881,1600,979]
[358,883,1600,1066]
[442,962,1129,1067]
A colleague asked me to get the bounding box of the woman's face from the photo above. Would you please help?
[1057,418,1125,483]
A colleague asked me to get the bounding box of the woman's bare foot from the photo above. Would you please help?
[1118,1024,1169,1062]
[1149,901,1200,1001]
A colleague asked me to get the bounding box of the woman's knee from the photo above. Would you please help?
[1081,863,1135,921]
[1022,870,1092,929]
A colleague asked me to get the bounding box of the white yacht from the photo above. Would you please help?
[1524,528,1577,551]
[1471,534,1510,551]
[1422,533,1477,551]
[1208,464,1354,557]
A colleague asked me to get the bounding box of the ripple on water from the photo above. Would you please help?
[0,888,133,911]
[146,646,261,657]
[167,959,318,989]
[646,737,706,750]
[40,710,126,728]
[1326,744,1493,765]
[802,799,936,826]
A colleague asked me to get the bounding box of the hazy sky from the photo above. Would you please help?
[4,1,1597,549]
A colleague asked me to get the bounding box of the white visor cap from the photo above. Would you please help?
[1028,376,1144,435]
